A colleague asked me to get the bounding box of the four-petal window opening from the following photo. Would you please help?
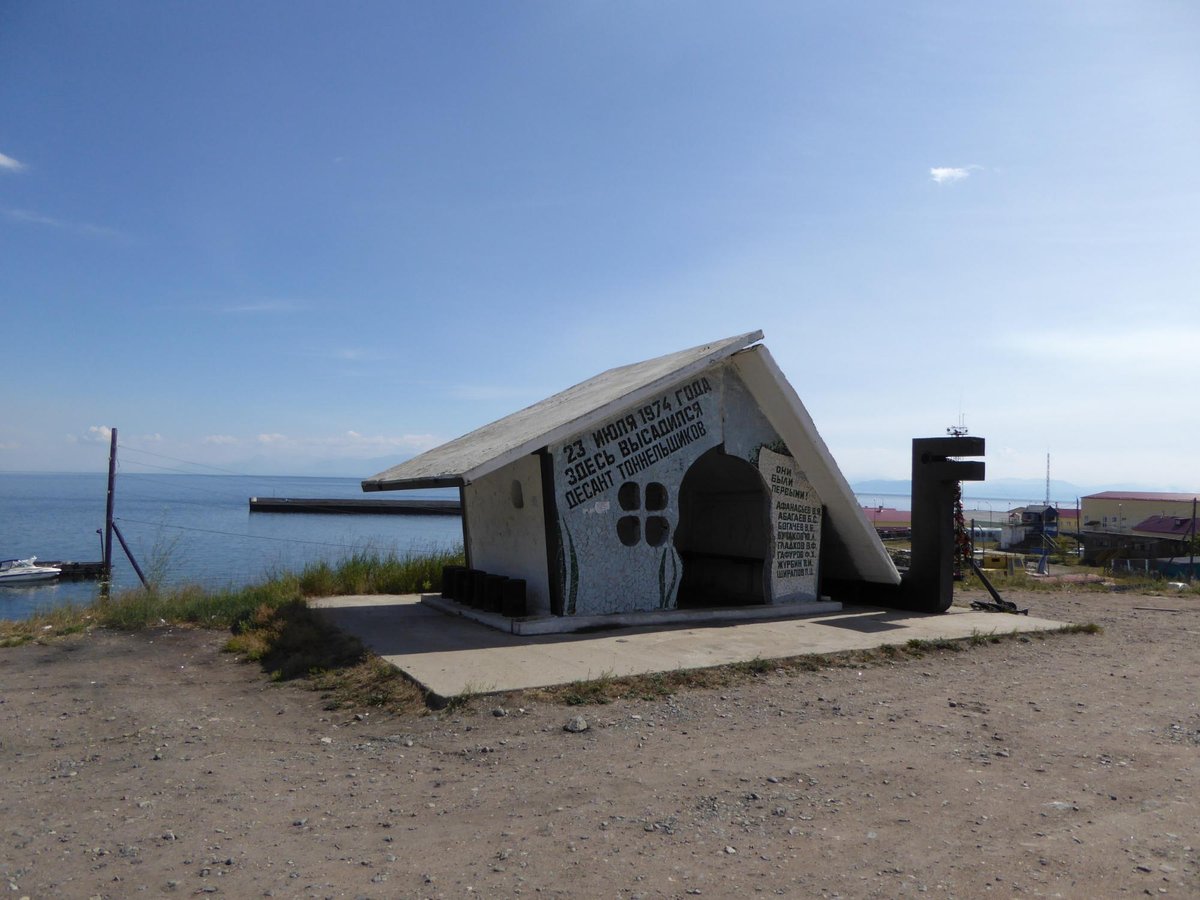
[617,481,669,548]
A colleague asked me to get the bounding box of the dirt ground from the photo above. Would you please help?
[2,587,1198,899]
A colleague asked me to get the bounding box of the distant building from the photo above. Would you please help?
[1080,491,1199,564]
[1009,504,1059,529]
[1000,504,1079,550]
[1082,492,1197,533]
[861,506,910,537]
[1131,515,1200,541]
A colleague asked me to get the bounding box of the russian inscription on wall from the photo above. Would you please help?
[551,371,725,617]
[558,376,715,511]
[758,446,822,601]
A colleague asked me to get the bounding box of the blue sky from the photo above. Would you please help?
[2,1,1197,490]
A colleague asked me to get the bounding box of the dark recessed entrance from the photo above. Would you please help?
[673,446,770,608]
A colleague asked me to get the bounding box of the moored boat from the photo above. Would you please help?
[0,557,62,584]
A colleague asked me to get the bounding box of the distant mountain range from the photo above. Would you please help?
[850,477,1157,504]
[225,463,1189,499]
[199,455,406,479]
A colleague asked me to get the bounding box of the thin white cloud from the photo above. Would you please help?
[0,440,18,451]
[203,434,240,445]
[5,207,125,239]
[999,325,1200,364]
[0,152,25,172]
[66,425,113,445]
[930,165,979,184]
[320,347,389,362]
[341,430,439,451]
[218,299,305,315]
[449,384,537,402]
[249,430,440,455]
[9,209,66,226]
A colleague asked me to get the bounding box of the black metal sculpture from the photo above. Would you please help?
[905,436,985,612]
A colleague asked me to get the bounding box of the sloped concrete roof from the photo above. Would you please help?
[363,331,764,491]
[729,345,898,584]
[363,330,899,585]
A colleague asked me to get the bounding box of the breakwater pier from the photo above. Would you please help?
[248,497,461,516]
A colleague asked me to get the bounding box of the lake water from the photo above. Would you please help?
[1,472,1048,621]
[0,473,464,621]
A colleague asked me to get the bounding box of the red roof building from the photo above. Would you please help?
[861,506,910,529]
[1132,515,1199,539]
[1085,491,1200,503]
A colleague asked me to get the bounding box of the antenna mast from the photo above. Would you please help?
[1045,452,1051,507]
[945,415,970,580]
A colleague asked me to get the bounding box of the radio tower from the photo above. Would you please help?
[1045,453,1051,508]
[947,415,969,578]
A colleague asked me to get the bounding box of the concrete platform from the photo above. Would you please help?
[421,594,845,635]
[311,594,1069,702]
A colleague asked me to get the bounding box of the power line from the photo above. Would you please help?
[118,486,358,512]
[117,464,248,496]
[117,459,209,477]
[112,468,396,518]
[114,516,388,551]
[116,443,250,477]
[108,467,249,506]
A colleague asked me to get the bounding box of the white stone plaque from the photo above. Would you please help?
[758,446,822,602]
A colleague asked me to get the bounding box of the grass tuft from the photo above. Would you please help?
[224,599,363,680]
[298,548,462,598]
[561,671,618,706]
[1054,622,1103,635]
[0,547,464,714]
[904,637,962,655]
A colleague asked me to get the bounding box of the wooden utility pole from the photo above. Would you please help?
[100,426,148,590]
[104,427,117,582]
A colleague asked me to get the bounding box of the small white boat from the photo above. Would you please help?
[0,556,62,584]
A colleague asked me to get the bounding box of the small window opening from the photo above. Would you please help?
[618,481,641,511]
[617,516,641,547]
[510,480,525,509]
[645,516,670,547]
[645,482,668,511]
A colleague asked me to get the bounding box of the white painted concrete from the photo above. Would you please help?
[363,332,906,626]
[463,455,551,616]
[364,331,763,490]
[552,367,726,615]
[757,445,821,602]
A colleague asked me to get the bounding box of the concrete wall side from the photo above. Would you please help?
[462,455,552,615]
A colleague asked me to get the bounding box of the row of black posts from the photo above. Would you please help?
[442,565,527,617]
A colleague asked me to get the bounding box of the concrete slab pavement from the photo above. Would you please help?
[311,594,1069,701]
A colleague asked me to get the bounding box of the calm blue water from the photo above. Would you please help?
[0,473,463,621]
[1,474,1049,622]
